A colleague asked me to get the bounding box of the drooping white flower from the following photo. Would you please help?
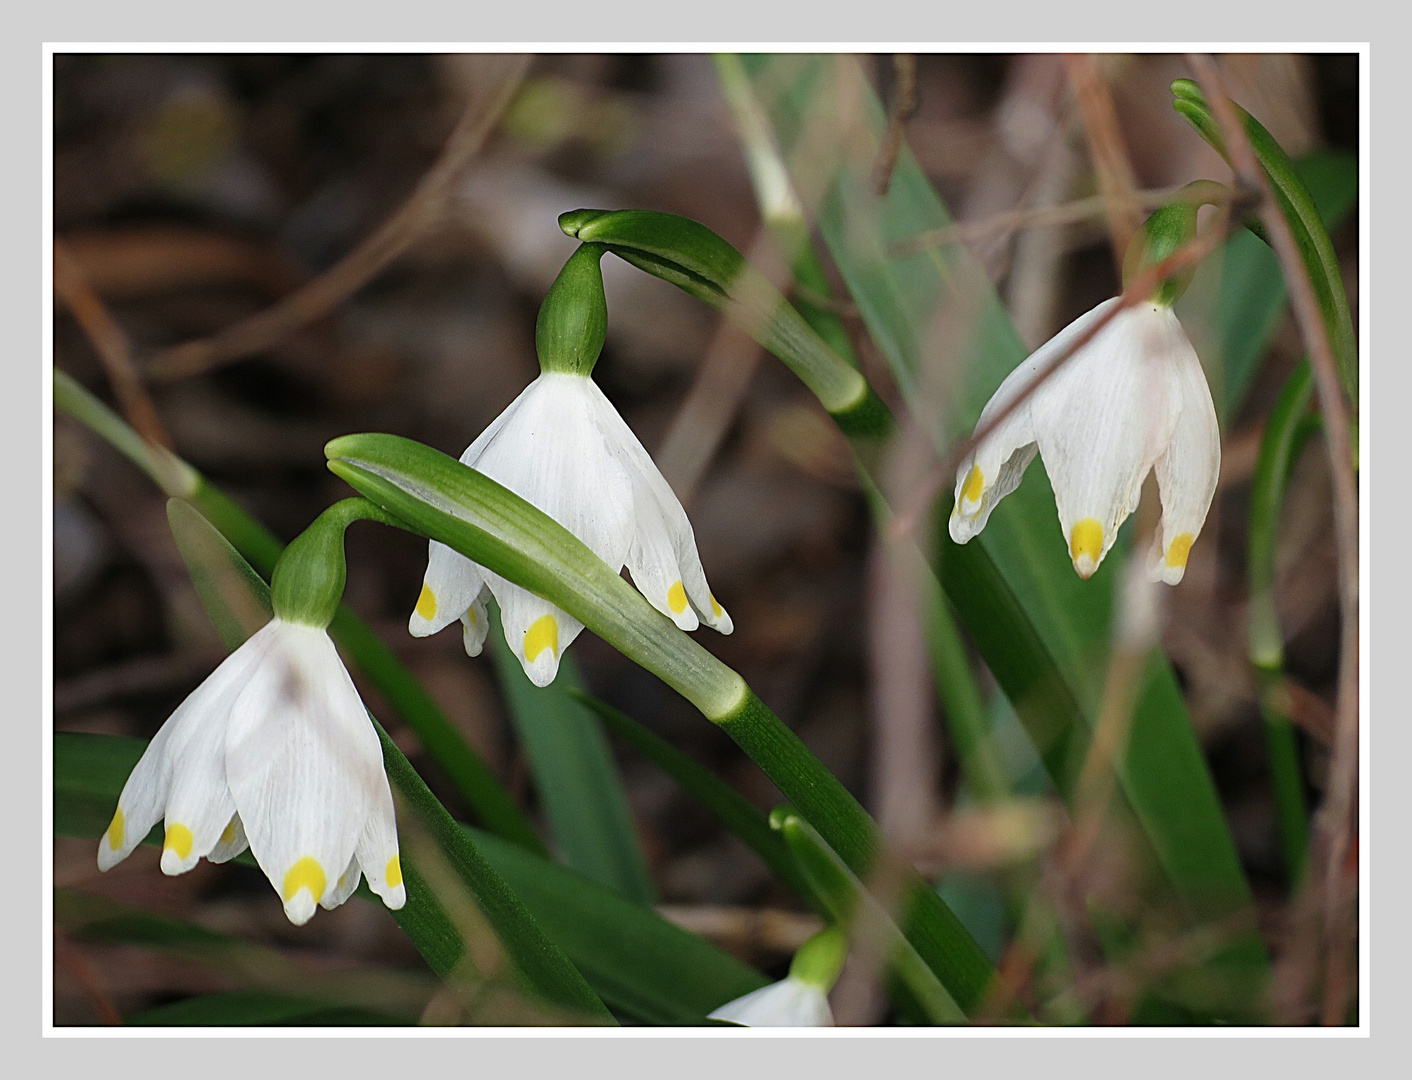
[98,617,406,926]
[409,371,732,687]
[708,976,835,1027]
[949,297,1220,584]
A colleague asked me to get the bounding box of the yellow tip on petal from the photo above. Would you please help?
[385,855,403,889]
[464,605,477,627]
[961,464,985,505]
[105,809,125,852]
[220,819,238,845]
[524,614,559,662]
[282,856,327,905]
[163,823,194,861]
[415,583,437,621]
[1165,533,1195,571]
[667,580,688,615]
[1069,518,1105,578]
[710,592,723,618]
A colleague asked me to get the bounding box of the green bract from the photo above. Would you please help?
[536,242,609,376]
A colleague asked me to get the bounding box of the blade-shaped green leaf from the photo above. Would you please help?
[732,54,1263,947]
[124,990,408,1027]
[489,617,655,904]
[571,691,815,906]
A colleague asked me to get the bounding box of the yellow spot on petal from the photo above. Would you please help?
[667,580,688,614]
[385,855,403,889]
[163,823,193,861]
[105,809,125,852]
[524,614,559,662]
[1069,519,1104,573]
[710,593,723,618]
[464,606,477,627]
[282,857,327,905]
[961,464,984,504]
[220,819,238,845]
[1165,533,1195,570]
[415,583,437,621]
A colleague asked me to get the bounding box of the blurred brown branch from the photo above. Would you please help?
[144,54,531,382]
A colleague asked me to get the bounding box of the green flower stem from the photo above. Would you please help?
[1172,79,1357,405]
[324,432,1000,1015]
[556,208,889,439]
[270,498,403,627]
[1247,361,1316,885]
[53,370,544,854]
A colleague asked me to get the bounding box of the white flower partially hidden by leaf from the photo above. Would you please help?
[409,372,732,687]
[97,618,406,926]
[949,298,1220,584]
[708,976,835,1027]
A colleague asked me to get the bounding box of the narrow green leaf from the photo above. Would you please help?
[772,809,964,1024]
[125,990,408,1027]
[54,370,543,854]
[489,615,656,904]
[1172,79,1357,404]
[570,691,815,906]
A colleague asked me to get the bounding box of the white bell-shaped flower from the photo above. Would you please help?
[98,617,406,926]
[409,371,732,687]
[708,975,835,1027]
[949,297,1220,584]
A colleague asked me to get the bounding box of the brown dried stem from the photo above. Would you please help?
[145,54,531,382]
[872,54,918,197]
[53,240,173,450]
[1065,54,1144,267]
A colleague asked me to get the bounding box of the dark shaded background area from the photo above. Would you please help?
[51,53,1357,1023]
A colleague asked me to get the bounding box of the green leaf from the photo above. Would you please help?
[1180,150,1358,427]
[1172,80,1358,405]
[771,809,964,1024]
[54,370,543,854]
[571,691,815,906]
[158,499,613,1022]
[125,990,408,1026]
[731,54,1264,951]
[488,616,656,904]
[55,730,765,1025]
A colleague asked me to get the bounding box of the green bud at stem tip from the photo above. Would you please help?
[789,925,849,992]
[270,497,404,628]
[1122,198,1201,307]
[537,243,609,377]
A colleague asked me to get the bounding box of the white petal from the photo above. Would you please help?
[354,767,406,911]
[206,813,249,864]
[459,591,491,657]
[1147,315,1221,585]
[472,374,635,574]
[97,623,273,872]
[949,301,1124,545]
[708,978,834,1027]
[1031,303,1181,578]
[583,378,732,634]
[320,855,363,911]
[223,621,385,926]
[408,541,485,638]
[490,575,584,688]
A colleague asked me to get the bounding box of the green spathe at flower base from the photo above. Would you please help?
[536,242,609,376]
[270,498,400,627]
[789,924,848,992]
[1122,199,1201,308]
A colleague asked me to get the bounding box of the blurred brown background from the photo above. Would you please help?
[51,52,1358,1024]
